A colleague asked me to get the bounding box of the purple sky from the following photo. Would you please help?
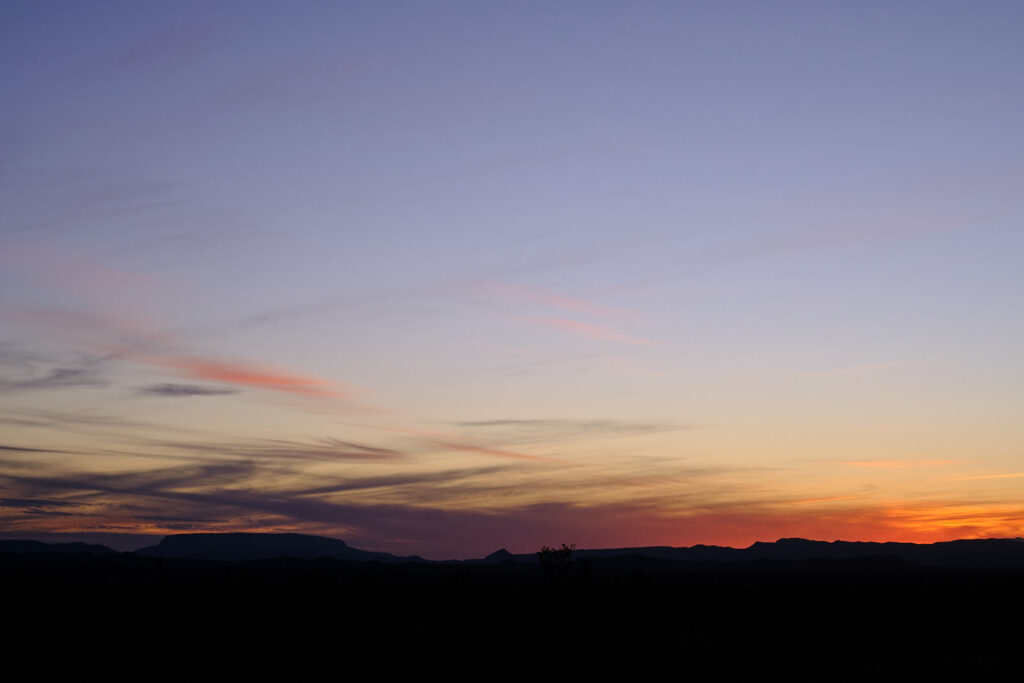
[2,2,1023,558]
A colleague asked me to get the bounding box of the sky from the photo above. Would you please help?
[2,1,1023,559]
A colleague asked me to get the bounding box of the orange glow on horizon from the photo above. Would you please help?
[7,498,1023,557]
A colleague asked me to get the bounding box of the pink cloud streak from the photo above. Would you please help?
[8,306,343,399]
[146,356,344,397]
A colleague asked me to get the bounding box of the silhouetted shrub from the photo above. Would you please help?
[537,543,576,583]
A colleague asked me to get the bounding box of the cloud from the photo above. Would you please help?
[425,439,554,462]
[138,383,239,397]
[0,408,181,437]
[7,306,344,399]
[10,366,103,389]
[142,356,343,397]
[152,436,405,464]
[791,496,861,505]
[456,418,674,434]
[534,317,652,346]
[0,444,72,454]
[286,465,516,497]
[448,418,685,449]
[0,498,79,509]
[0,348,109,392]
[7,439,1022,559]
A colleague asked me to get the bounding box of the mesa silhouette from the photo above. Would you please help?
[6,532,1024,568]
[6,532,1024,675]
[133,531,426,563]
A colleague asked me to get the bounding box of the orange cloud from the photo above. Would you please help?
[879,502,1024,538]
[791,495,860,504]
[149,356,342,397]
[535,317,652,346]
[428,439,554,462]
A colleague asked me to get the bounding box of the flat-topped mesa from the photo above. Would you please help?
[135,532,410,562]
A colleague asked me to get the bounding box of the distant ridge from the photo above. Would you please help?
[4,534,1024,568]
[134,532,424,563]
[0,539,116,556]
[491,537,1024,569]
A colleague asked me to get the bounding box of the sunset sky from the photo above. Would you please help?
[2,1,1023,558]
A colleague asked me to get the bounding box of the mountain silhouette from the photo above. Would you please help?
[5,533,1024,568]
[5,533,1023,677]
[0,539,116,555]
[488,536,1024,568]
[134,532,426,562]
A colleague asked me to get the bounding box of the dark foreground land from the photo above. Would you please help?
[4,549,1022,677]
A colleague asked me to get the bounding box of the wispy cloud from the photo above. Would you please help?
[152,436,404,464]
[0,408,186,437]
[146,356,342,397]
[0,365,107,391]
[7,440,1021,558]
[0,347,109,392]
[452,418,682,447]
[288,465,515,497]
[138,383,239,397]
[426,439,554,462]
[457,418,663,431]
[330,420,562,462]
[7,306,344,399]
[0,498,80,511]
[791,495,861,505]
[0,444,72,454]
